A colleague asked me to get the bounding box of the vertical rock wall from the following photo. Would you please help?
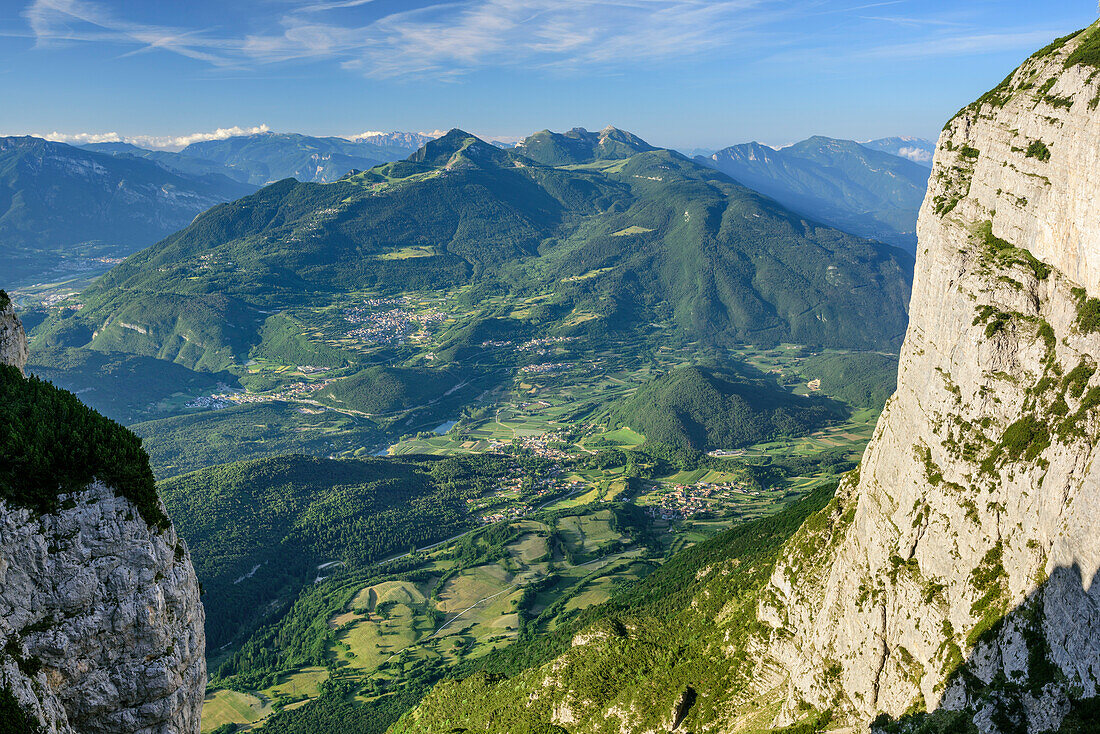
[758,24,1100,733]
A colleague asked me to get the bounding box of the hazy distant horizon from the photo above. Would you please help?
[2,0,1097,150]
[2,123,938,157]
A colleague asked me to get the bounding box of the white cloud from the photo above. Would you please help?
[896,146,932,164]
[35,130,124,145]
[37,124,271,150]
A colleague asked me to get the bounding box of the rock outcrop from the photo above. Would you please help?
[0,307,205,733]
[758,23,1100,732]
[0,291,28,373]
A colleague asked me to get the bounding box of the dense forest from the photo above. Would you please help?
[795,351,899,410]
[608,365,845,452]
[0,363,165,527]
[131,403,382,479]
[159,454,511,649]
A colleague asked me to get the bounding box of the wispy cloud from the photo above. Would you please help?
[24,0,246,67]
[35,124,271,150]
[859,29,1064,60]
[20,0,1071,81]
[21,0,807,79]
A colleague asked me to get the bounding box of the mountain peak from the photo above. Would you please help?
[516,125,655,165]
[406,128,505,168]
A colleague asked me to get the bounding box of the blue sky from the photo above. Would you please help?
[1,0,1097,150]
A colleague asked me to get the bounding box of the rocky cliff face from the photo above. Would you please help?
[0,292,28,373]
[758,24,1100,732]
[0,309,205,733]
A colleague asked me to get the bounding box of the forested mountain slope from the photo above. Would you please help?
[607,365,844,452]
[35,128,912,373]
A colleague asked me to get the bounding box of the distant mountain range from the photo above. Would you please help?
[35,126,912,373]
[4,127,930,292]
[697,135,931,250]
[349,131,439,150]
[85,131,436,186]
[860,135,936,166]
[174,132,424,185]
[0,136,256,288]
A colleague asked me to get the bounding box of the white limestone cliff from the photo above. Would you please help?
[757,23,1100,733]
[0,303,205,733]
[0,293,28,373]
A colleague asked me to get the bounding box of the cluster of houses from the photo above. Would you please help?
[517,336,575,353]
[473,476,587,525]
[184,395,231,410]
[486,430,573,459]
[647,481,755,520]
[189,378,337,410]
[343,306,445,345]
[520,362,572,375]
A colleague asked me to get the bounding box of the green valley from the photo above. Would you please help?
[10,128,911,734]
[182,439,856,733]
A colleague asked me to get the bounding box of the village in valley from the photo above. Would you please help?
[159,286,878,540]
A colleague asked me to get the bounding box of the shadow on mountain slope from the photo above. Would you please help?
[872,563,1100,734]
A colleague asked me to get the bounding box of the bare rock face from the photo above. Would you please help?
[0,291,28,373]
[757,24,1100,733]
[0,486,206,734]
[0,306,205,733]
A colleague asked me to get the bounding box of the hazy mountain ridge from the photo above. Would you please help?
[0,136,256,287]
[177,132,408,185]
[699,135,930,251]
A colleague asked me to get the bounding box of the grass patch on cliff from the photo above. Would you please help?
[980,416,1050,474]
[977,221,1050,280]
[1064,26,1100,69]
[1025,140,1051,161]
[1071,287,1100,333]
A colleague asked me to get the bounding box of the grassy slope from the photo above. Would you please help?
[393,484,838,733]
